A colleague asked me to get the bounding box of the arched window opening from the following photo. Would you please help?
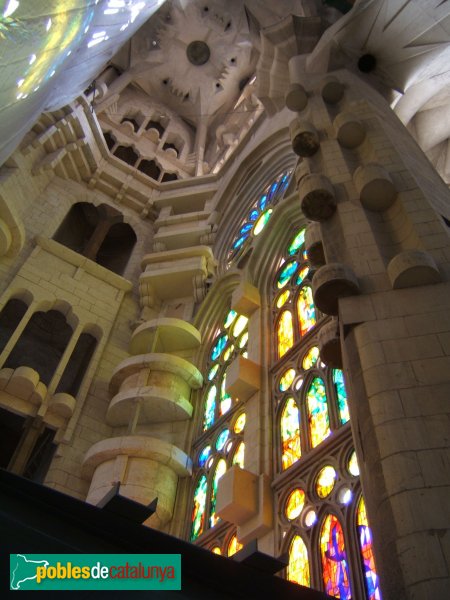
[137,159,161,180]
[121,116,139,132]
[54,203,136,275]
[163,142,179,157]
[190,474,207,542]
[4,309,72,385]
[113,145,139,166]
[357,496,382,600]
[280,397,301,470]
[161,172,178,183]
[307,377,331,448]
[320,514,352,599]
[103,131,116,151]
[0,298,28,354]
[56,333,97,396]
[145,119,165,138]
[288,535,310,587]
[277,310,294,358]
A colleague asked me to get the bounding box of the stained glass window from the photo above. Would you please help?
[302,346,320,370]
[278,310,294,358]
[209,459,227,527]
[307,377,331,448]
[228,170,292,263]
[279,368,296,391]
[316,465,337,498]
[320,514,352,599]
[288,535,310,587]
[232,441,245,468]
[227,534,243,557]
[233,413,246,434]
[348,451,360,477]
[203,385,217,430]
[285,488,306,520]
[333,369,350,424]
[281,397,301,469]
[297,286,316,336]
[190,475,207,541]
[198,445,211,468]
[357,497,381,600]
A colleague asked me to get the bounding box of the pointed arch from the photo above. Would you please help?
[357,496,381,600]
[209,458,227,527]
[297,285,316,336]
[190,474,208,541]
[320,514,352,599]
[280,397,301,470]
[288,534,310,587]
[306,376,331,448]
[277,309,294,358]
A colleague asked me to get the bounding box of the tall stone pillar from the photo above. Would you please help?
[287,65,450,600]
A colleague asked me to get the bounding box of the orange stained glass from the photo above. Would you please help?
[277,310,294,358]
[316,465,337,498]
[212,547,221,555]
[233,413,246,433]
[227,535,243,557]
[297,286,316,336]
[302,346,320,370]
[357,496,382,600]
[286,488,306,520]
[281,397,301,470]
[320,515,351,599]
[307,377,331,448]
[232,441,245,468]
[288,535,310,587]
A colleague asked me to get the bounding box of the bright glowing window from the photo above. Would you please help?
[320,514,352,599]
[288,535,310,587]
[280,397,301,470]
[307,377,331,448]
[357,496,382,600]
[228,170,292,264]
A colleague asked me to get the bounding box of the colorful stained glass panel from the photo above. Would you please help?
[316,465,337,498]
[281,397,301,470]
[307,377,331,448]
[333,369,350,424]
[211,334,228,360]
[285,488,306,520]
[190,475,207,541]
[288,535,310,587]
[348,451,360,477]
[253,208,272,236]
[320,515,352,599]
[279,368,296,391]
[220,374,232,415]
[233,413,246,434]
[302,346,320,370]
[227,535,243,557]
[232,315,248,337]
[208,364,219,380]
[357,497,382,600]
[198,445,211,468]
[288,229,306,256]
[232,441,245,468]
[209,459,227,527]
[297,286,316,335]
[224,310,237,328]
[212,547,221,555]
[276,290,290,308]
[203,385,217,430]
[278,261,298,288]
[296,266,309,285]
[278,310,294,358]
[216,429,230,451]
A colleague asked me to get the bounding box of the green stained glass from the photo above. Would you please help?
[297,286,316,335]
[198,445,211,467]
[216,429,230,451]
[211,334,228,360]
[281,397,301,470]
[253,208,272,236]
[209,459,227,527]
[203,385,217,430]
[333,369,350,424]
[307,377,331,448]
[288,535,310,587]
[279,368,296,391]
[296,266,309,285]
[220,373,232,415]
[190,474,207,541]
[224,310,237,328]
[302,346,320,370]
[277,261,298,288]
[232,441,245,468]
[288,229,306,255]
[208,364,219,380]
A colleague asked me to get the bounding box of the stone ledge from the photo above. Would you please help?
[130,318,201,355]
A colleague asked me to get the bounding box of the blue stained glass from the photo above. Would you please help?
[211,334,228,360]
[259,194,268,210]
[269,182,278,198]
[233,236,247,250]
[203,385,217,430]
[333,369,350,424]
[216,429,230,451]
[240,223,253,235]
[249,209,259,221]
[277,261,298,288]
[198,445,211,467]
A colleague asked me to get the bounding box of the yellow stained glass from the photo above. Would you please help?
[212,547,221,555]
[316,465,337,498]
[238,332,248,348]
[279,368,296,391]
[234,413,246,433]
[232,315,248,337]
[281,397,301,470]
[288,535,310,587]
[227,535,243,557]
[297,286,316,336]
[348,451,360,476]
[302,346,320,370]
[276,290,290,308]
[286,488,306,520]
[224,310,237,328]
[277,310,294,358]
[232,441,245,468]
[223,344,234,361]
